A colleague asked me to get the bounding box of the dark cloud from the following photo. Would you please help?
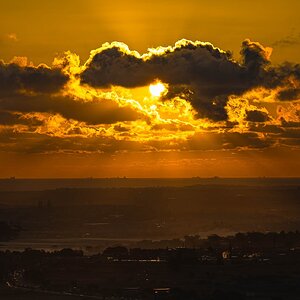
[280,138,300,147]
[240,39,271,74]
[0,39,299,155]
[280,128,300,139]
[151,123,194,132]
[81,39,298,120]
[0,60,143,125]
[272,33,300,47]
[248,124,284,134]
[0,110,18,125]
[114,124,130,132]
[81,40,252,120]
[0,130,146,154]
[0,95,142,125]
[188,132,273,150]
[246,110,270,122]
[277,88,300,101]
[280,118,300,128]
[0,61,68,96]
[0,128,275,154]
[262,62,300,92]
[1,39,299,124]
[0,110,42,126]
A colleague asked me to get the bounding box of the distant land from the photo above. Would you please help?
[0,177,300,191]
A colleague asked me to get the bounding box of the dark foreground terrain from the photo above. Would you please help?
[1,232,300,299]
[0,178,299,299]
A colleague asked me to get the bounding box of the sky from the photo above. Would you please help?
[0,0,299,177]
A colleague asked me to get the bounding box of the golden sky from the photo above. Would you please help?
[0,0,299,177]
[1,0,300,64]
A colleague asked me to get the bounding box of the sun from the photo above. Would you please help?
[149,81,167,97]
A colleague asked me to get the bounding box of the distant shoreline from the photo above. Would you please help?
[0,177,299,191]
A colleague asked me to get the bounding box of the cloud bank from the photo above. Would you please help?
[0,39,299,154]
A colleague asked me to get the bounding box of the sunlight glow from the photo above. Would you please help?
[149,81,167,97]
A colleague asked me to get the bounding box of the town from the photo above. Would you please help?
[1,231,300,299]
